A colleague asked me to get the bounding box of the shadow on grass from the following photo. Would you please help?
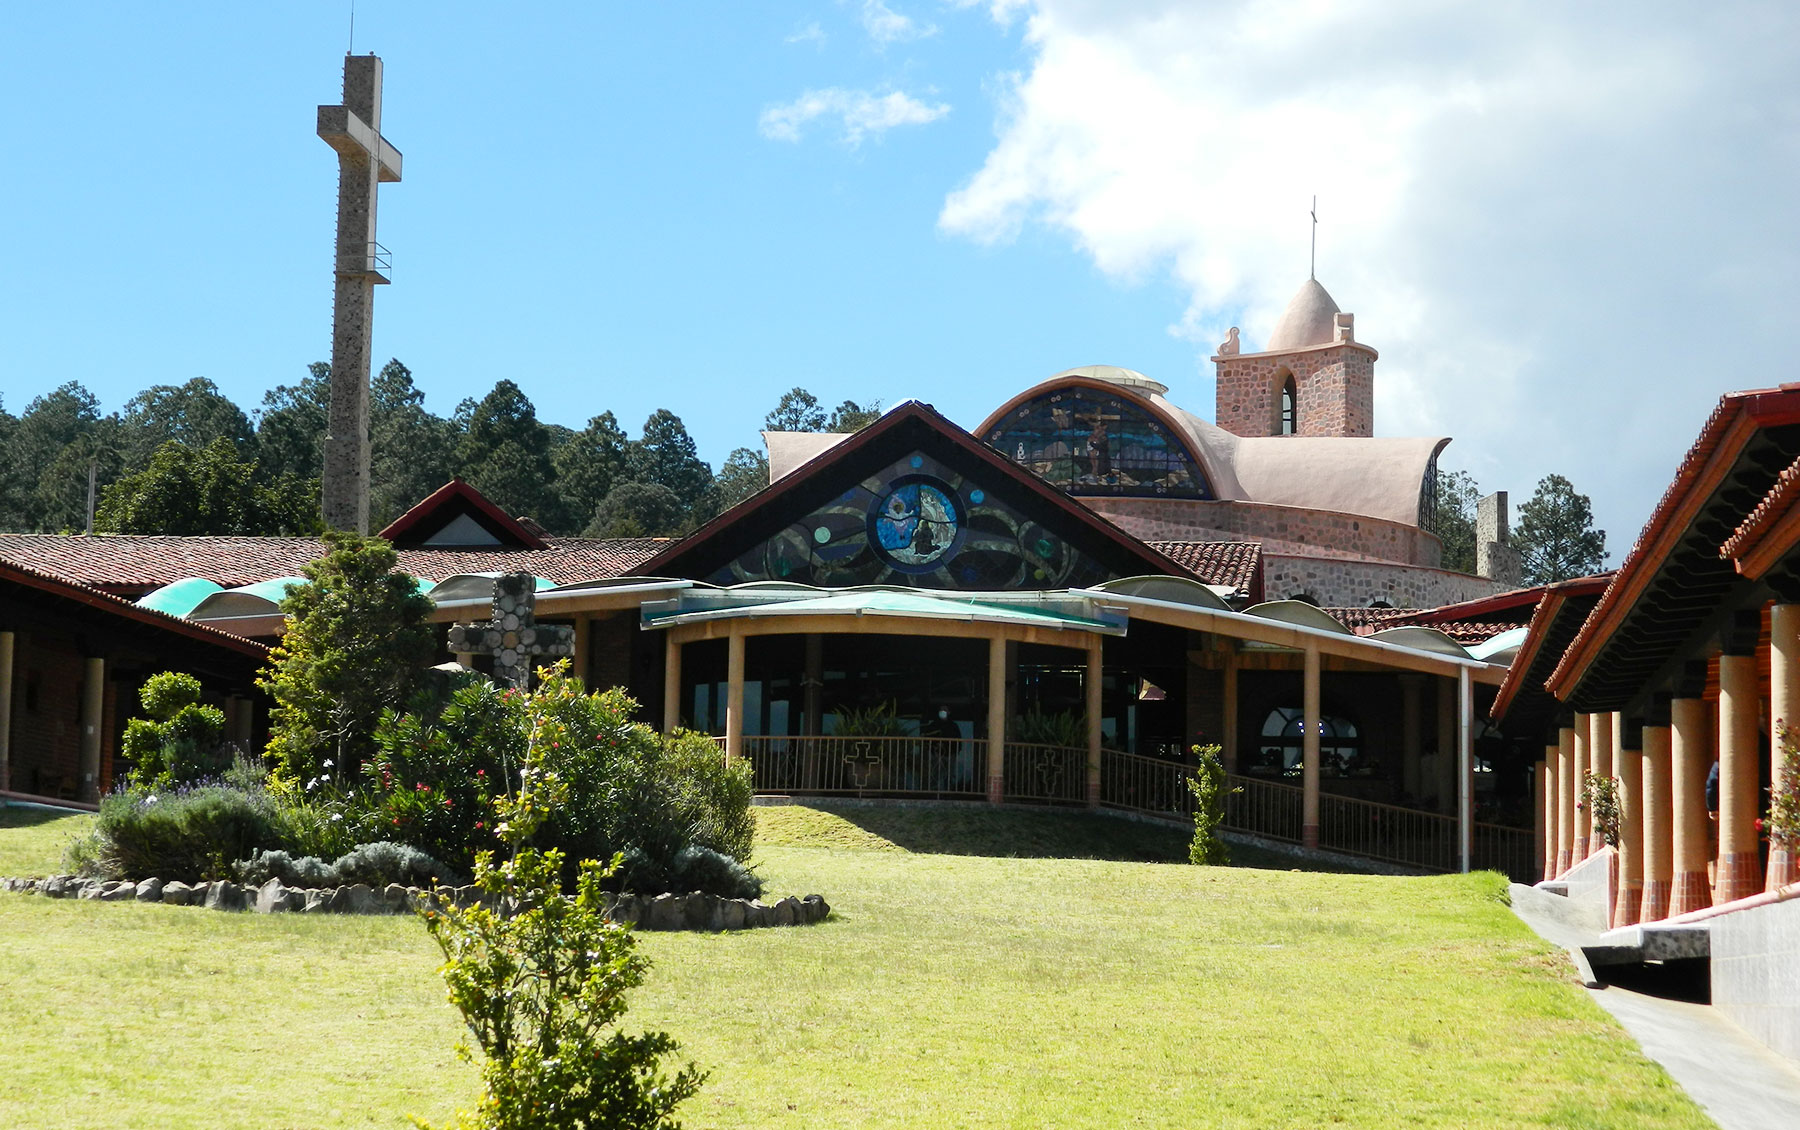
[0,805,87,832]
[783,799,1349,870]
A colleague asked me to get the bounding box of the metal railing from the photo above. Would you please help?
[1099,748,1192,819]
[1002,742,1088,805]
[1226,774,1306,844]
[740,735,983,798]
[1472,822,1538,883]
[337,240,392,281]
[1316,791,1457,871]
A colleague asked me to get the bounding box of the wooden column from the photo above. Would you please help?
[1556,725,1576,877]
[724,626,745,764]
[1669,696,1712,916]
[572,614,591,687]
[1221,648,1239,773]
[1717,652,1761,904]
[1458,665,1473,873]
[803,633,823,737]
[1571,713,1592,862]
[80,656,105,802]
[1301,645,1321,850]
[1534,757,1549,882]
[1615,728,1643,927]
[0,630,13,793]
[1401,675,1423,802]
[1640,722,1674,921]
[986,635,1006,804]
[1435,677,1455,815]
[661,632,682,734]
[1770,603,1799,891]
[1085,636,1103,806]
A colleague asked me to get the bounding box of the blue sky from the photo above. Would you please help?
[5,2,1797,556]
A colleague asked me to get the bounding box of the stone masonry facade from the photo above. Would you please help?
[1086,497,1441,568]
[1214,343,1376,438]
[1262,554,1513,609]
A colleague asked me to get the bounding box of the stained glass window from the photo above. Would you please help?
[987,387,1212,498]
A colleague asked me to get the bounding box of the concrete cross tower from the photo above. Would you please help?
[317,55,403,533]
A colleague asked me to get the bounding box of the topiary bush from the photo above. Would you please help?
[119,671,229,787]
[1186,744,1234,867]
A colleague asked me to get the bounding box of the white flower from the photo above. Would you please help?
[322,759,334,769]
[144,795,158,805]
[330,813,343,822]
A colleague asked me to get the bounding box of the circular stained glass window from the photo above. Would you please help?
[867,475,962,573]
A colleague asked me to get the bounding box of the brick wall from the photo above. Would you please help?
[1085,497,1441,567]
[1214,344,1375,438]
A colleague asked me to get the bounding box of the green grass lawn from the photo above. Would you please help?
[0,802,1708,1129]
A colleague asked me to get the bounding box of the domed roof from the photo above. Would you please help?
[1264,279,1341,352]
[1048,364,1169,396]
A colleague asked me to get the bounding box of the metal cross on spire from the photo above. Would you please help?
[1310,195,1318,281]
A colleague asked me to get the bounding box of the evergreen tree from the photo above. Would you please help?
[584,481,687,538]
[259,531,436,782]
[119,377,256,472]
[96,438,321,536]
[1516,473,1607,584]
[457,379,562,528]
[369,359,458,528]
[0,397,22,531]
[826,399,882,432]
[255,362,332,483]
[554,411,631,536]
[764,388,828,432]
[8,382,119,532]
[1428,468,1482,574]
[711,446,769,513]
[627,409,712,517]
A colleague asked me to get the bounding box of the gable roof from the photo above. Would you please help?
[636,400,1196,585]
[378,478,551,549]
[0,558,269,661]
[1145,541,1264,603]
[1546,385,1800,711]
[1490,574,1614,731]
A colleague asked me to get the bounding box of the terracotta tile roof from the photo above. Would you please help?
[1720,452,1800,563]
[0,557,269,658]
[1145,541,1263,601]
[0,534,671,596]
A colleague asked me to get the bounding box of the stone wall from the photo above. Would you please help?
[1711,892,1800,1062]
[1086,497,1440,567]
[1214,344,1375,438]
[1262,554,1515,610]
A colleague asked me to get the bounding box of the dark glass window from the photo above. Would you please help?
[987,388,1212,498]
[1280,376,1297,435]
[1251,707,1361,777]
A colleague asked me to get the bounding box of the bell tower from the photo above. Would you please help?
[1212,278,1377,438]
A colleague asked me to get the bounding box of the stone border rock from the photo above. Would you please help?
[2,875,830,930]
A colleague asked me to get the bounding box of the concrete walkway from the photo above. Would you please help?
[1510,883,1800,1130]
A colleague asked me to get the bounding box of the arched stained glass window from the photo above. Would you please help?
[986,387,1213,498]
[1280,376,1297,435]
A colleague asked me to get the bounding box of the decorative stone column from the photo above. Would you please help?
[986,636,1007,804]
[1640,719,1674,921]
[724,627,745,764]
[1572,712,1592,863]
[1717,651,1761,904]
[1301,646,1321,850]
[1085,637,1103,807]
[1556,725,1576,877]
[1670,696,1713,916]
[662,633,682,734]
[0,630,13,793]
[1771,603,1800,891]
[1615,721,1644,927]
[80,656,105,802]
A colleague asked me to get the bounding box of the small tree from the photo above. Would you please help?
[119,671,227,786]
[1186,744,1234,866]
[1428,468,1482,574]
[1582,772,1621,848]
[260,531,436,783]
[1768,722,1800,850]
[1515,473,1606,583]
[413,675,705,1130]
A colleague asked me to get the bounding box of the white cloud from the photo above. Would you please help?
[786,21,828,47]
[761,88,951,146]
[862,0,938,44]
[941,0,1800,555]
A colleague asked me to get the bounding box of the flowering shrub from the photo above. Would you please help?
[69,765,289,882]
[1769,722,1800,849]
[1582,772,1622,848]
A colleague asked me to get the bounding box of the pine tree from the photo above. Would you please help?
[1515,473,1606,583]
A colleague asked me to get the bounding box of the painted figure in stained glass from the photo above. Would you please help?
[988,388,1213,499]
[871,479,959,569]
